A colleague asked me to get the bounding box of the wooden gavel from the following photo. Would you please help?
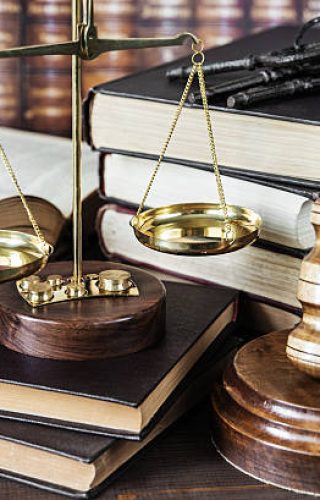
[287,200,320,377]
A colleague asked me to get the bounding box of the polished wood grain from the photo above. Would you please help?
[211,330,320,495]
[287,200,320,377]
[0,261,166,361]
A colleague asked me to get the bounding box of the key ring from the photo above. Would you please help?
[191,39,205,65]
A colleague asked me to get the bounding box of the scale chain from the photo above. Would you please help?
[136,40,230,233]
[136,63,197,217]
[0,144,46,245]
[196,62,229,225]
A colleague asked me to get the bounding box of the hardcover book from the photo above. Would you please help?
[0,281,238,438]
[0,399,292,500]
[0,329,240,498]
[85,26,320,182]
[97,203,303,309]
[100,153,317,250]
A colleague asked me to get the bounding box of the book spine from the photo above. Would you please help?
[249,0,300,32]
[83,0,138,95]
[0,0,22,128]
[195,0,247,48]
[302,0,320,22]
[137,0,193,67]
[23,0,72,136]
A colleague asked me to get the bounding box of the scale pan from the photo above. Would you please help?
[0,230,50,283]
[131,203,261,256]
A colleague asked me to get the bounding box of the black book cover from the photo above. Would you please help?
[84,26,320,189]
[0,325,242,498]
[98,152,320,203]
[0,282,238,438]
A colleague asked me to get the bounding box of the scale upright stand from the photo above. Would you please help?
[0,0,199,360]
[0,0,262,361]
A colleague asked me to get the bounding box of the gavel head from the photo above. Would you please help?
[287,200,320,378]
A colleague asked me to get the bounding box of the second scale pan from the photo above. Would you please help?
[131,203,261,255]
[0,230,50,283]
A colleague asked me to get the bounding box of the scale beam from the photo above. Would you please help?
[0,33,197,61]
[0,42,78,59]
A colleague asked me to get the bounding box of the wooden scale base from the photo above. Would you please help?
[0,261,166,361]
[211,331,320,496]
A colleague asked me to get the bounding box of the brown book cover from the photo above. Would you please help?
[0,399,301,500]
[83,0,138,94]
[23,0,72,136]
[0,328,241,498]
[0,0,22,128]
[0,195,64,246]
[137,0,193,67]
[23,71,72,136]
[0,281,238,439]
[249,0,299,31]
[195,0,246,48]
[302,0,320,21]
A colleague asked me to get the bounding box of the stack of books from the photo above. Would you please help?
[0,282,241,496]
[84,25,320,316]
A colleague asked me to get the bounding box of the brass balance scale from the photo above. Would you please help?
[0,0,261,361]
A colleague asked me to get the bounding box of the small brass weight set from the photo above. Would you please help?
[0,0,261,361]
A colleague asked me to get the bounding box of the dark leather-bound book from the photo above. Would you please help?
[137,0,193,68]
[0,0,22,128]
[0,400,303,500]
[0,329,241,498]
[0,330,242,498]
[23,0,72,136]
[195,0,246,48]
[249,0,299,31]
[84,26,320,182]
[83,0,138,95]
[98,152,319,250]
[0,281,238,438]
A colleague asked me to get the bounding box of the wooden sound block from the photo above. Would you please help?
[211,330,320,495]
[0,261,166,361]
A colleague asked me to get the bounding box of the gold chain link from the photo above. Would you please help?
[197,63,228,223]
[136,63,197,217]
[135,39,230,230]
[0,143,46,244]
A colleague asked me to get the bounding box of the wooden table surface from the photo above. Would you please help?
[0,401,310,499]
